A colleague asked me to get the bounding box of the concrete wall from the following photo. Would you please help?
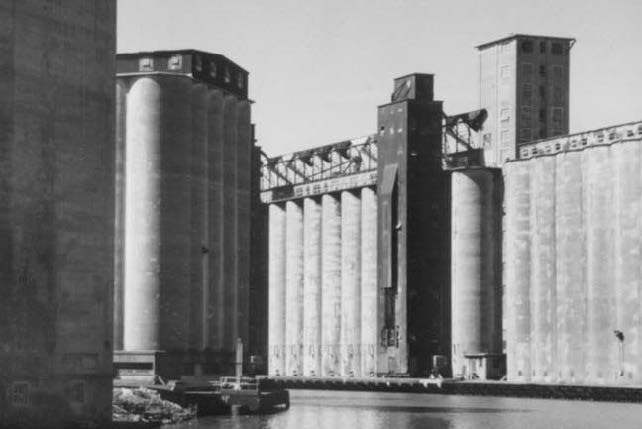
[115,72,253,375]
[0,0,116,423]
[267,187,377,377]
[504,139,642,384]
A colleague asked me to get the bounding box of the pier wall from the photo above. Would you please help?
[504,136,642,385]
[0,0,116,424]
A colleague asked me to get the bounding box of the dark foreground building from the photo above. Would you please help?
[0,0,116,425]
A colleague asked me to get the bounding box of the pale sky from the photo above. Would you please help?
[118,0,642,156]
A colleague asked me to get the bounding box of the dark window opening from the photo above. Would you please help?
[539,65,547,77]
[540,41,546,53]
[521,40,534,53]
[552,42,563,55]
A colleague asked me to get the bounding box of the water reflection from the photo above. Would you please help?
[164,389,642,429]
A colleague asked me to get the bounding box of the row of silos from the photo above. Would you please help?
[268,187,378,376]
[504,139,642,384]
[114,74,252,367]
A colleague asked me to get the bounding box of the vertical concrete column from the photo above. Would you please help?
[285,201,304,376]
[303,197,322,376]
[555,151,586,383]
[613,142,640,384]
[158,76,192,351]
[268,203,287,375]
[584,146,615,384]
[222,96,239,353]
[530,157,557,382]
[451,169,500,378]
[321,193,342,376]
[503,162,532,381]
[123,77,162,351]
[341,190,361,376]
[236,100,252,351]
[360,187,378,377]
[189,83,208,354]
[207,89,224,351]
[114,79,127,351]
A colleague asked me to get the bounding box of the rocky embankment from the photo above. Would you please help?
[113,387,196,425]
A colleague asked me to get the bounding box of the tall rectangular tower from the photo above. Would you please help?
[477,34,574,165]
[377,74,450,375]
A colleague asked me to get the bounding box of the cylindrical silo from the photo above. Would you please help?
[222,96,239,353]
[206,89,224,350]
[504,161,532,381]
[341,190,361,376]
[285,200,304,376]
[584,146,615,383]
[303,197,322,376]
[268,203,287,375]
[189,83,208,353]
[530,157,557,382]
[123,76,162,351]
[236,100,252,350]
[360,186,378,377]
[321,193,342,376]
[612,141,640,384]
[114,79,127,351]
[157,76,192,351]
[450,169,501,378]
[555,151,585,383]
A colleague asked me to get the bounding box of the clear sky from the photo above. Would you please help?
[118,0,642,156]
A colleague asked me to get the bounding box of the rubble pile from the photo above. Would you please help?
[113,387,195,424]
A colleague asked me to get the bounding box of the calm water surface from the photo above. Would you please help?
[165,389,642,429]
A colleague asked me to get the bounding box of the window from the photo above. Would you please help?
[539,86,546,98]
[552,107,564,128]
[520,128,532,142]
[539,65,547,77]
[224,67,231,83]
[539,108,547,122]
[552,42,563,55]
[553,87,564,105]
[500,108,511,125]
[521,40,534,53]
[237,73,244,89]
[539,41,546,53]
[138,57,153,72]
[209,60,217,78]
[521,63,533,80]
[552,65,563,80]
[522,83,533,104]
[69,381,85,404]
[168,55,182,70]
[500,130,510,146]
[11,382,30,406]
[520,107,532,124]
[193,55,203,72]
[500,65,511,81]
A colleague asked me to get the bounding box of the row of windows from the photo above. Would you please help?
[521,84,566,106]
[521,40,565,55]
[138,56,246,89]
[521,63,564,80]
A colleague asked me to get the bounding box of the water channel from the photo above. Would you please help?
[165,389,642,429]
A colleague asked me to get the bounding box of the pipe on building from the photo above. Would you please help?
[285,201,304,376]
[321,193,342,376]
[341,190,362,376]
[303,197,322,376]
[450,169,501,378]
[360,187,378,377]
[268,203,287,375]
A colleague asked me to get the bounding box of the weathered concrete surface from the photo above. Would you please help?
[341,190,361,376]
[303,197,322,376]
[360,187,378,377]
[268,203,286,375]
[114,79,127,351]
[321,194,342,376]
[0,0,116,423]
[504,139,642,385]
[285,201,304,376]
[451,169,501,377]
